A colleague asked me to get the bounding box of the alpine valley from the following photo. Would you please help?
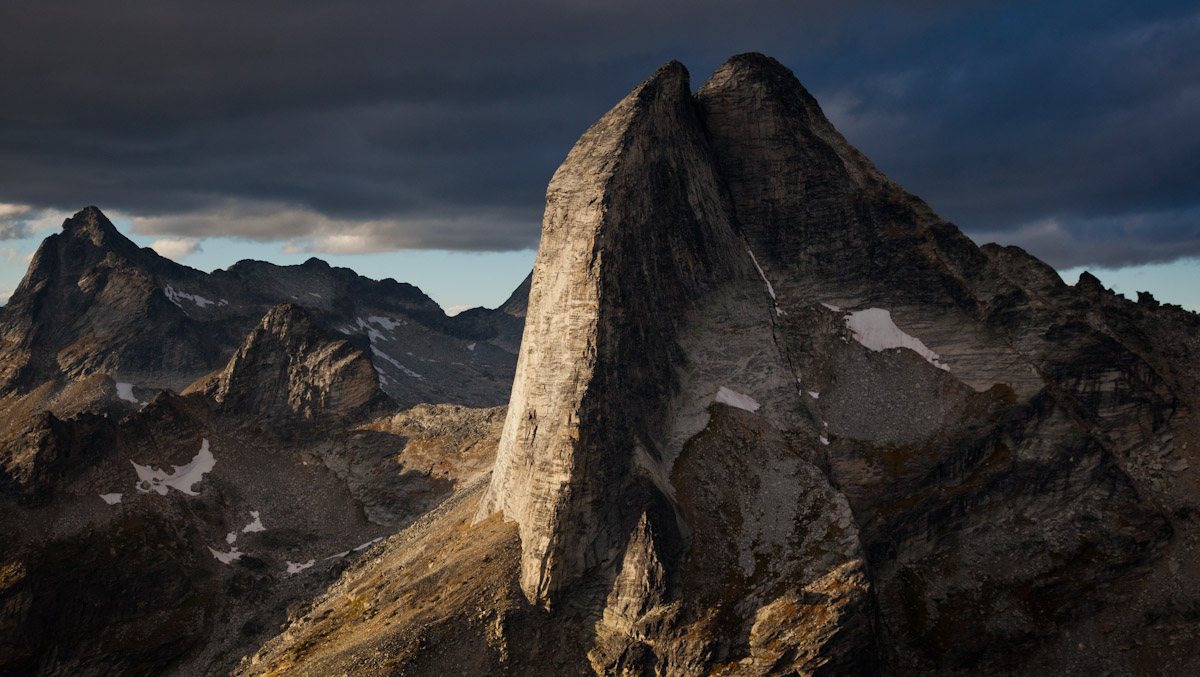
[2,54,1197,677]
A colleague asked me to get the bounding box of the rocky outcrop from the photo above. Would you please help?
[208,303,391,428]
[477,60,751,603]
[0,409,119,505]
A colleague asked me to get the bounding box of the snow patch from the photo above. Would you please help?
[821,302,842,312]
[131,439,216,496]
[808,391,820,399]
[226,531,238,544]
[115,382,138,404]
[242,510,265,533]
[714,386,761,413]
[287,559,316,575]
[163,286,214,309]
[819,435,830,445]
[466,342,476,351]
[208,546,243,564]
[367,315,405,330]
[844,308,950,371]
[354,317,386,342]
[99,493,122,505]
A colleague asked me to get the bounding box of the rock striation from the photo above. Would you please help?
[478,60,747,603]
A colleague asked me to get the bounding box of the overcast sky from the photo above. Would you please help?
[1,0,1197,309]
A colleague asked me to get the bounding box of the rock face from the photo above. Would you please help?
[470,53,1200,675]
[478,61,748,603]
[208,303,391,428]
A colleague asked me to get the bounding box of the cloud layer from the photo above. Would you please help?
[0,0,1196,266]
[147,238,202,260]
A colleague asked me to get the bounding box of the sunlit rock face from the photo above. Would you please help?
[476,53,1199,675]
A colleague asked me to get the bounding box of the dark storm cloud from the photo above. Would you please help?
[0,0,1197,264]
[802,0,1200,268]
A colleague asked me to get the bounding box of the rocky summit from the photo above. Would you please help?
[4,53,1200,676]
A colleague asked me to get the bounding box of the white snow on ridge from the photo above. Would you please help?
[844,308,950,371]
[746,247,776,300]
[367,316,405,330]
[115,382,138,404]
[354,537,383,552]
[99,493,123,504]
[354,317,386,342]
[714,386,761,412]
[163,286,214,309]
[131,439,216,496]
[296,537,386,573]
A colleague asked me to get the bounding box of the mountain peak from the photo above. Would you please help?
[60,206,130,250]
[478,47,747,603]
[210,302,391,429]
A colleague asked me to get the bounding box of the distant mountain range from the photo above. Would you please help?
[0,205,527,406]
